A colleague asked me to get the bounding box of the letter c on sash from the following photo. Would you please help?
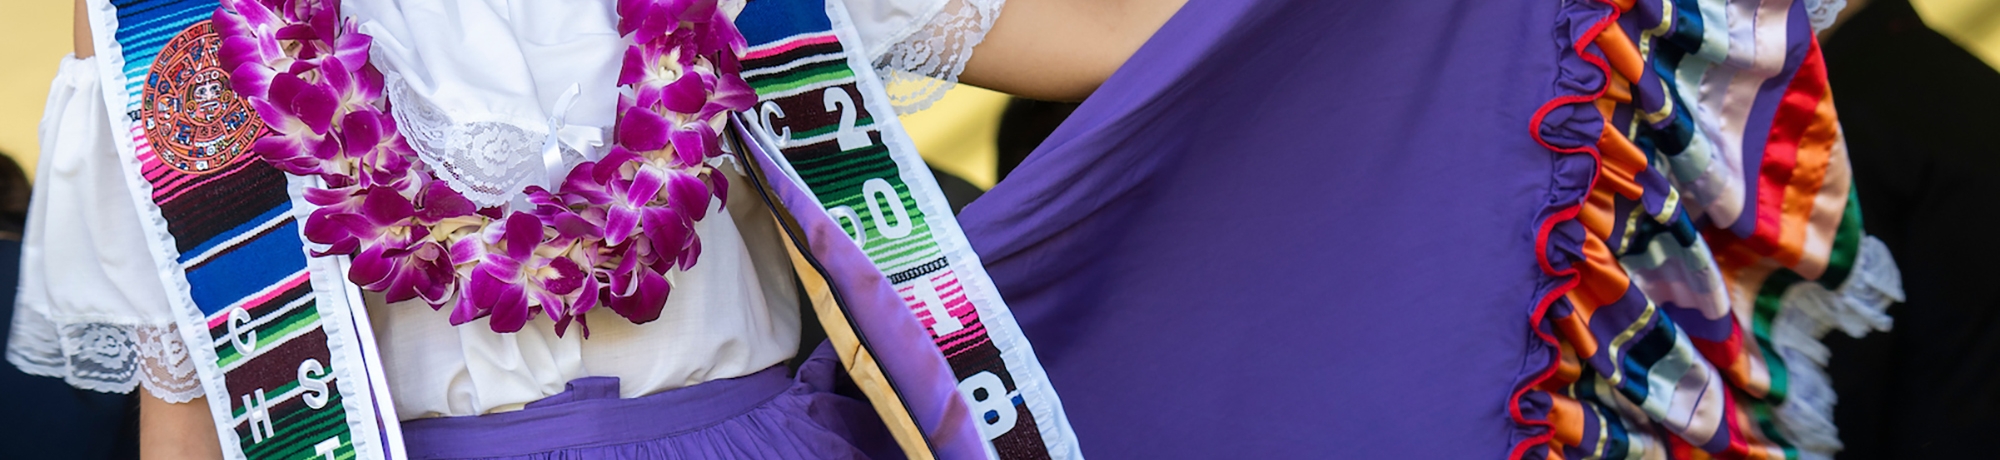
[758,100,791,146]
[228,307,257,355]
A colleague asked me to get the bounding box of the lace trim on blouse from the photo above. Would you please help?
[872,0,1004,114]
[386,75,552,208]
[7,306,202,402]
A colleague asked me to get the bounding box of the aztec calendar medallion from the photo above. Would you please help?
[142,21,265,175]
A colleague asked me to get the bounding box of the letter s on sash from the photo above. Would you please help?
[298,359,331,410]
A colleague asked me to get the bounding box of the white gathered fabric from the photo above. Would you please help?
[1804,0,1849,32]
[351,0,628,208]
[6,55,204,403]
[363,165,804,418]
[859,0,1005,114]
[359,0,983,196]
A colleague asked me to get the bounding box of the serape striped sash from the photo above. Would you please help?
[84,0,398,458]
[732,0,1079,458]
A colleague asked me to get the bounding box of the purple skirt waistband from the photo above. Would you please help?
[399,342,903,460]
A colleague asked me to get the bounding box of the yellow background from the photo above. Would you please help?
[1914,0,2000,67]
[4,1,1995,181]
[1,1,75,176]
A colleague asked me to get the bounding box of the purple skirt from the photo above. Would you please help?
[399,343,902,460]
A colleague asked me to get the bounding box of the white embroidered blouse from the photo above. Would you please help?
[7,0,1001,419]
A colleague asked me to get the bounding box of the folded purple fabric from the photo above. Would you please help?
[959,0,1568,457]
[398,343,902,459]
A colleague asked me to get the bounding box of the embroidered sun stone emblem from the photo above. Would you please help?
[142,21,265,175]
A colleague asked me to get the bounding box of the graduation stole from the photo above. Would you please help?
[82,0,399,458]
[728,0,1079,458]
[85,0,1077,458]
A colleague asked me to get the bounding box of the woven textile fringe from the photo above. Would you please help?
[1771,236,1902,460]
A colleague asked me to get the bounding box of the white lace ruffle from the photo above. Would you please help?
[387,75,549,208]
[1769,236,1902,460]
[7,305,203,403]
[872,0,1004,114]
[1805,0,1849,32]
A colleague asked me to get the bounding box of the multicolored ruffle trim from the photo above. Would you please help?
[1516,0,1900,458]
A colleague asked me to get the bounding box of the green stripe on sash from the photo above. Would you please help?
[239,392,351,460]
[215,305,323,367]
[751,64,856,95]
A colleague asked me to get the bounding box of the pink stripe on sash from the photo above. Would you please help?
[743,33,839,60]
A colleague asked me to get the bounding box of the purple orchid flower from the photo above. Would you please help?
[320,55,384,118]
[299,182,371,254]
[537,147,713,325]
[617,0,698,39]
[603,240,673,324]
[681,5,747,57]
[302,178,480,307]
[317,186,437,301]
[215,3,284,95]
[614,43,754,167]
[246,69,344,176]
[455,212,604,335]
[617,78,715,167]
[704,51,757,110]
[340,106,414,181]
[215,0,361,98]
[217,0,757,336]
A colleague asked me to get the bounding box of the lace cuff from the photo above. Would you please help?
[872,0,1004,114]
[7,305,203,403]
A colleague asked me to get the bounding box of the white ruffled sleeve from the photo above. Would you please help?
[5,55,202,403]
[844,0,1005,114]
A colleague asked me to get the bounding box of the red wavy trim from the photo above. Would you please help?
[1510,3,1621,459]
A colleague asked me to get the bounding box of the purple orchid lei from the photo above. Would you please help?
[214,0,755,337]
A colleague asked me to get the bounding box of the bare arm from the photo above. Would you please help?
[74,0,93,58]
[958,0,1188,102]
[140,388,224,459]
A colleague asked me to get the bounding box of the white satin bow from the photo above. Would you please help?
[513,84,609,212]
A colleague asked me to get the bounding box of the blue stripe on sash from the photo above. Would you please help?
[178,202,294,264]
[184,221,307,315]
[112,0,216,76]
[738,0,833,47]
